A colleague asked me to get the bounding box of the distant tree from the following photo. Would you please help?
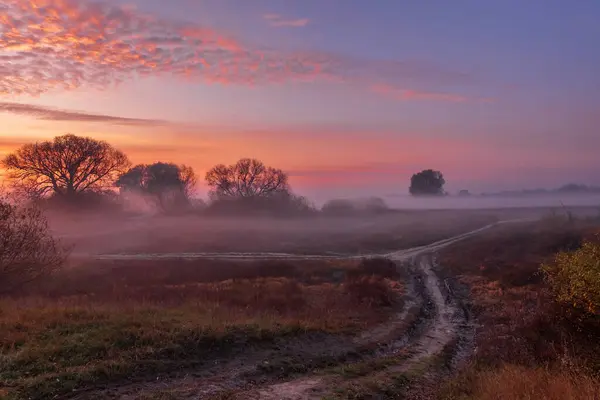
[0,197,66,294]
[361,197,389,212]
[2,134,130,199]
[409,169,446,196]
[321,199,356,215]
[458,189,471,197]
[557,183,589,193]
[116,162,197,212]
[205,158,289,200]
[322,197,389,215]
[204,159,314,215]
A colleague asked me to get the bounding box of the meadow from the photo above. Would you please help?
[1,206,599,399]
[0,256,406,399]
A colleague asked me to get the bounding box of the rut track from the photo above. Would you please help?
[73,220,530,399]
[245,220,531,400]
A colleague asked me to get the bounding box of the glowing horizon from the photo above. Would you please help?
[1,0,599,198]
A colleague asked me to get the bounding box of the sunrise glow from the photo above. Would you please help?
[1,0,599,198]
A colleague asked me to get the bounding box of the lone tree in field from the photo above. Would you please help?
[2,134,130,199]
[0,198,66,294]
[205,158,289,200]
[409,169,446,196]
[116,162,197,212]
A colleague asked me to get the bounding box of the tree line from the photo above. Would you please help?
[2,134,448,214]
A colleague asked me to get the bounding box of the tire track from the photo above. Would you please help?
[247,219,530,400]
[74,220,530,399]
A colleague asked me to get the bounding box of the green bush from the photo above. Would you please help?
[542,239,600,315]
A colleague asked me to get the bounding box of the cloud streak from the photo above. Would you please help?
[0,102,166,125]
[370,84,468,103]
[288,162,419,178]
[370,84,494,103]
[263,13,309,28]
[0,0,484,103]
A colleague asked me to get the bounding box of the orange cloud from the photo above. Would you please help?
[263,14,310,28]
[0,0,328,95]
[0,0,488,102]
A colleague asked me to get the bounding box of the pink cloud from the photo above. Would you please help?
[0,0,488,103]
[0,0,328,95]
[370,84,469,103]
[263,14,310,28]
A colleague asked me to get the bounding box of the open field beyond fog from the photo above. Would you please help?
[50,206,599,257]
[1,207,599,399]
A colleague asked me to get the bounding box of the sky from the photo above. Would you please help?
[0,0,599,200]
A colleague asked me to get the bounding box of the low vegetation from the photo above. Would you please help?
[437,220,600,400]
[0,198,66,295]
[442,365,599,400]
[0,258,402,400]
[542,238,600,316]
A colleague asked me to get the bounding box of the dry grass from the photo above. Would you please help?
[0,258,402,400]
[441,365,600,400]
[440,221,600,366]
[437,220,600,400]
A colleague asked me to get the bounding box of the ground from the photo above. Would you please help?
[1,207,599,399]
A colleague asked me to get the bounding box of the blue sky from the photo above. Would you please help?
[0,0,599,197]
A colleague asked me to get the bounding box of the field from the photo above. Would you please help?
[1,207,599,399]
[51,207,585,256]
[1,257,410,399]
[436,218,600,400]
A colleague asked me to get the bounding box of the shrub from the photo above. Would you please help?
[0,199,66,294]
[357,257,398,278]
[541,238,600,316]
[206,192,316,216]
[344,276,395,307]
[321,197,389,216]
[321,199,356,215]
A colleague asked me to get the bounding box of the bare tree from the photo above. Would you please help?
[0,198,66,294]
[205,158,289,199]
[2,134,130,199]
[178,164,198,199]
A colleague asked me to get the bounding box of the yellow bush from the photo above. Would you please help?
[542,239,600,315]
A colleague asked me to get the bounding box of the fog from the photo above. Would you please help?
[381,193,600,210]
[46,192,600,263]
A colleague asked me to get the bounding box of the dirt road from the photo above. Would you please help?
[246,220,530,399]
[77,220,529,399]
